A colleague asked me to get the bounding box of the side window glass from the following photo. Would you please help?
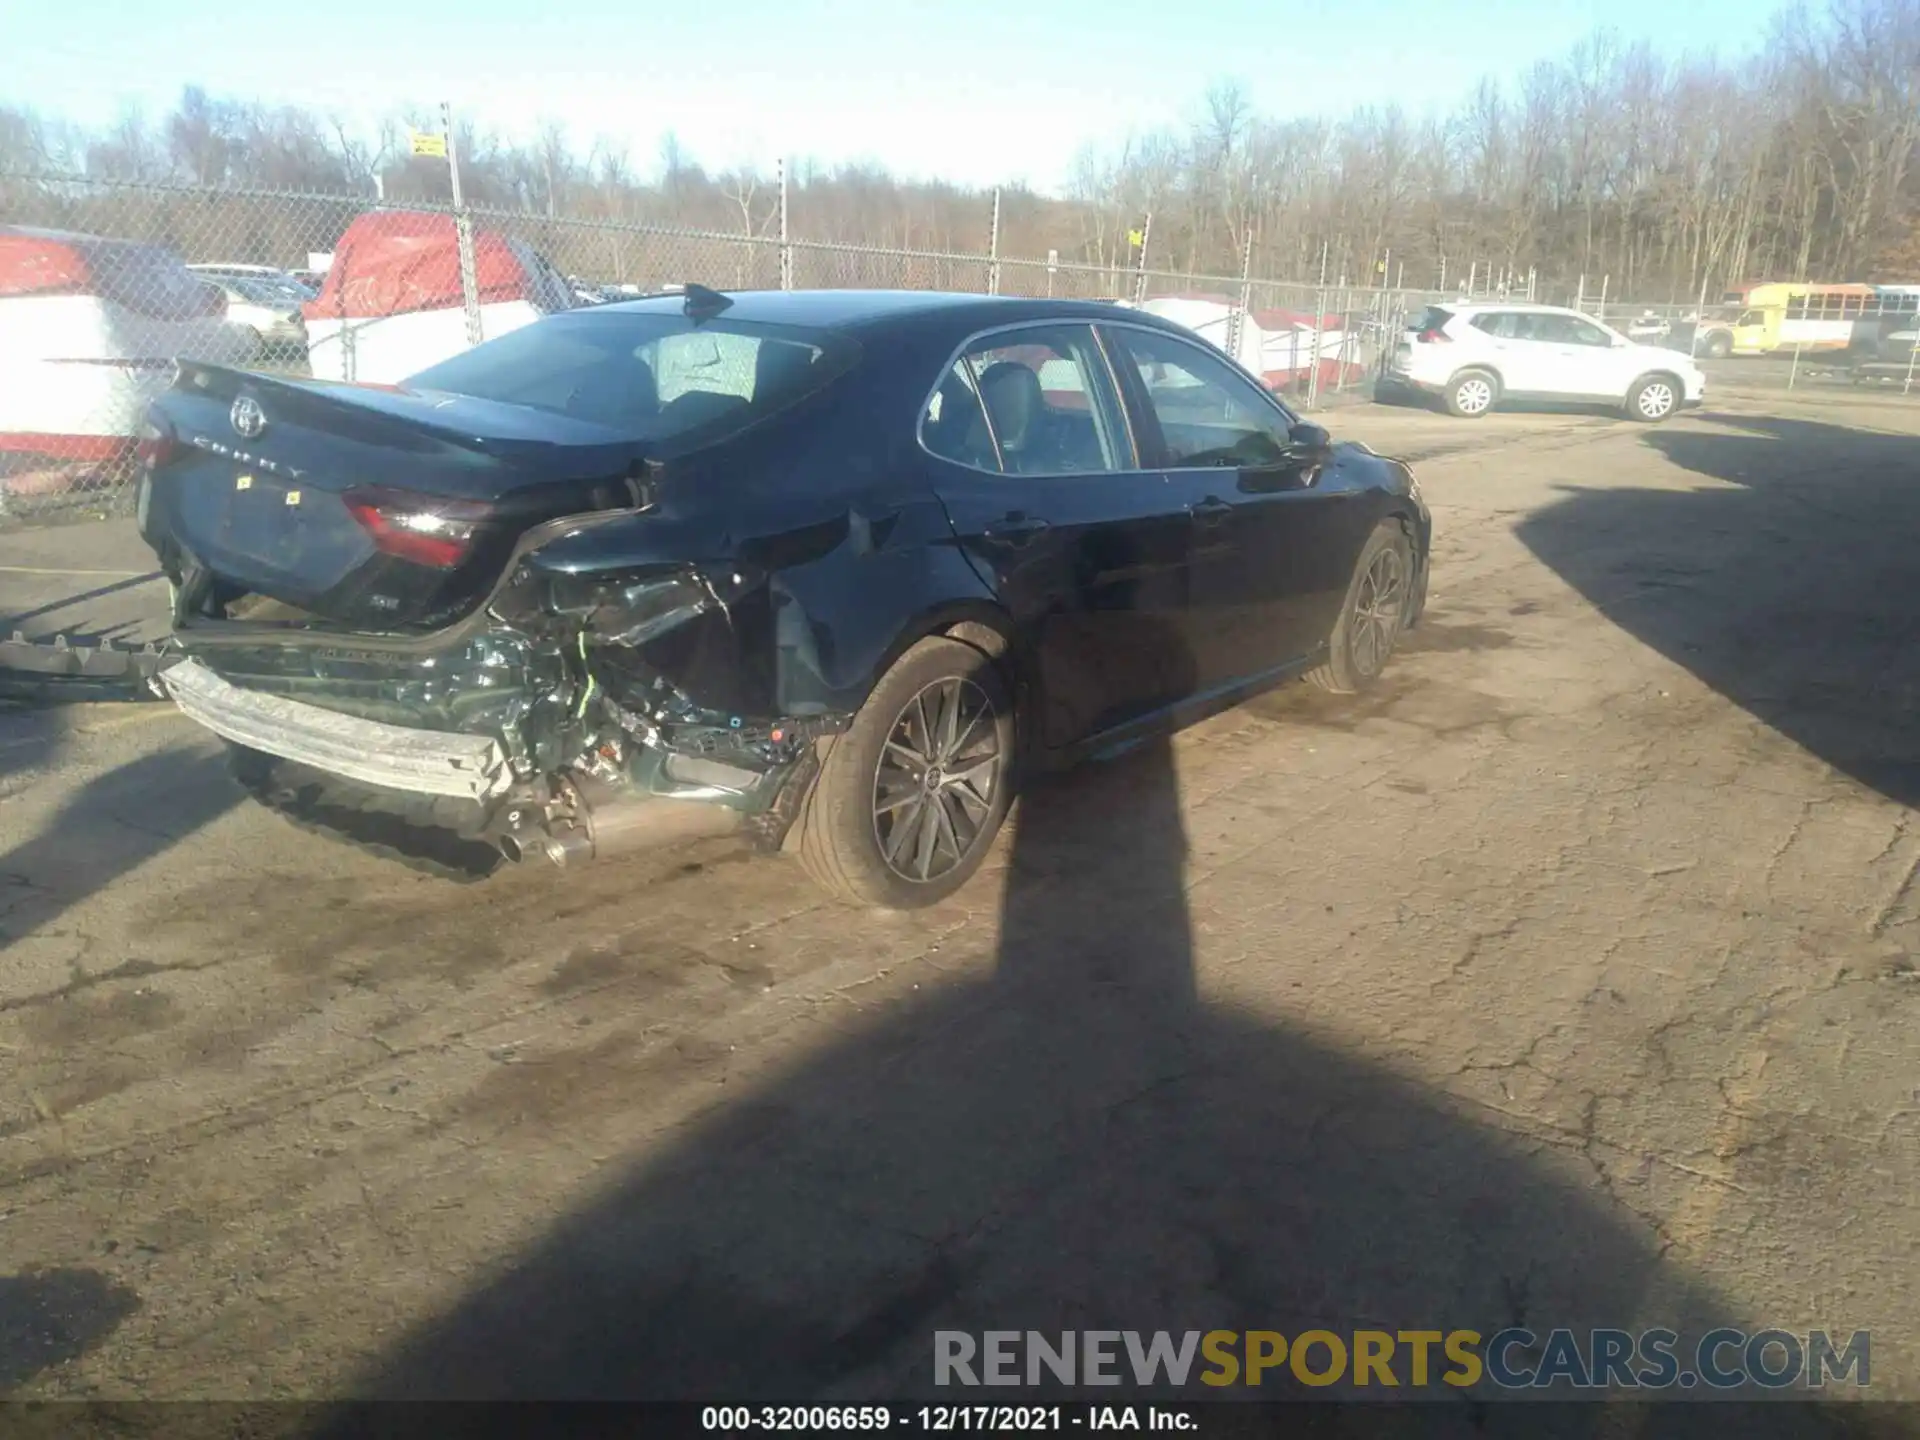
[922,361,999,471]
[1108,327,1289,469]
[1470,313,1511,338]
[1567,318,1615,347]
[943,325,1123,475]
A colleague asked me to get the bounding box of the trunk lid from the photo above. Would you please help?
[145,363,646,632]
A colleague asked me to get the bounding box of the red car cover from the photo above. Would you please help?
[304,211,546,320]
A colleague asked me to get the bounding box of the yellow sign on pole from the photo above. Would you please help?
[1127,229,1144,247]
[409,130,448,158]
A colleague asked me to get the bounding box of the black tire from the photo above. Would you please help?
[1306,522,1415,695]
[1703,331,1732,360]
[796,636,1016,909]
[1444,369,1497,419]
[1624,373,1681,423]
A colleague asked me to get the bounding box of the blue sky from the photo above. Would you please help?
[8,0,1764,192]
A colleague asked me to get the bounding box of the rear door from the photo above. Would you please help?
[1465,310,1551,392]
[1099,322,1374,685]
[922,321,1206,749]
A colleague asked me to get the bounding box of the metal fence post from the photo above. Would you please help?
[1226,227,1253,368]
[1905,330,1919,396]
[1789,339,1803,391]
[987,187,1001,296]
[778,157,792,291]
[1132,211,1153,304]
[443,101,484,350]
[1307,288,1327,408]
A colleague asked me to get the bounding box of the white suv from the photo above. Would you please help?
[1386,303,1705,422]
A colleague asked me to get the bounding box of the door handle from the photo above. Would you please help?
[988,511,1051,547]
[1189,497,1233,526]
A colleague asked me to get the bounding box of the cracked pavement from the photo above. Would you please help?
[0,383,1917,1415]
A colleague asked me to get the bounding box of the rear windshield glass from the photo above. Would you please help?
[404,310,857,441]
[89,245,224,321]
[228,275,306,306]
[1409,306,1452,333]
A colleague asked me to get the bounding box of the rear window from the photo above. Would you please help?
[228,275,306,306]
[88,244,225,321]
[404,310,859,442]
[1409,306,1453,333]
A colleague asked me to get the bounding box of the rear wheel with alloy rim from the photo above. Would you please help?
[797,635,1016,908]
[1625,374,1679,423]
[1306,522,1414,695]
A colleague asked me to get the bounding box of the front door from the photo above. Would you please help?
[921,322,1204,751]
[1521,311,1631,396]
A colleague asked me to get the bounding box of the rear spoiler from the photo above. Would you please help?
[163,361,504,454]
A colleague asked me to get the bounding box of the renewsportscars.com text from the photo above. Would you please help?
[934,1329,1870,1391]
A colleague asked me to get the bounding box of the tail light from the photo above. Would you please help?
[344,487,492,569]
[137,414,179,471]
[1416,328,1451,344]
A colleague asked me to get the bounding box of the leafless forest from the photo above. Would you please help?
[3,0,1918,298]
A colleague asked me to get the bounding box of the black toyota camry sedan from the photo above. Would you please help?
[136,287,1432,908]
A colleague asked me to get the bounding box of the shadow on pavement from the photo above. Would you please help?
[305,608,1897,1437]
[1518,414,1920,808]
[0,746,241,948]
[0,1268,142,1392]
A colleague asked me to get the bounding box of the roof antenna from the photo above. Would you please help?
[683,282,733,321]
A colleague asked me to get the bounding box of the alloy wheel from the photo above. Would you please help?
[871,676,1004,884]
[1637,381,1676,419]
[1350,545,1407,679]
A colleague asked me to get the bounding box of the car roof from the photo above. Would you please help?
[1443,301,1580,315]
[593,288,1146,336]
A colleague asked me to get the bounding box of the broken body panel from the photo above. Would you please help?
[138,305,984,868]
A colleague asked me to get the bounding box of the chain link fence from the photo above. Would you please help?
[0,171,1461,522]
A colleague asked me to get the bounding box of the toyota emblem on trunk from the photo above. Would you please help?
[230,395,267,440]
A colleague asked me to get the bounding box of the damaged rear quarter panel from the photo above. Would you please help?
[517,341,1008,725]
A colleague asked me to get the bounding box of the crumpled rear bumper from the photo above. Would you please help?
[159,656,514,802]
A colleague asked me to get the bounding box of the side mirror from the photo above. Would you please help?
[1288,422,1331,452]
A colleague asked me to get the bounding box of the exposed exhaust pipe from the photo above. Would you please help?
[495,783,742,868]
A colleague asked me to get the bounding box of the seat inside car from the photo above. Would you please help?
[974,360,1046,471]
[753,338,817,400]
[561,354,657,423]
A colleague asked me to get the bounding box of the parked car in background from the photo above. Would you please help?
[300,210,578,383]
[138,288,1430,906]
[1623,312,1671,344]
[1385,302,1705,421]
[193,273,310,359]
[188,263,317,301]
[0,226,248,492]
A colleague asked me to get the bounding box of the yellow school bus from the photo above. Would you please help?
[1729,283,1879,354]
